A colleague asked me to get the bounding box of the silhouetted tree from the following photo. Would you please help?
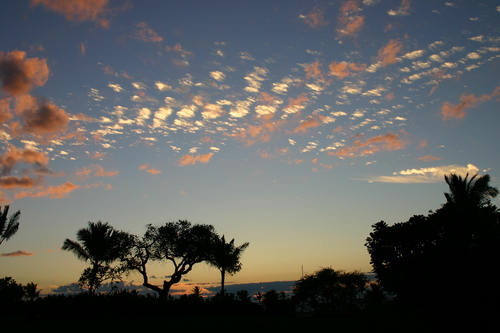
[0,277,24,302]
[208,235,249,298]
[0,205,20,246]
[236,289,251,302]
[121,220,217,298]
[366,173,500,311]
[62,221,132,294]
[293,268,367,317]
[24,282,41,301]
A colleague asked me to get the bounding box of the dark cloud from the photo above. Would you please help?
[15,95,70,135]
[1,250,35,257]
[0,50,49,96]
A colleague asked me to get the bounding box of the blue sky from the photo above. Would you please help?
[1,0,499,296]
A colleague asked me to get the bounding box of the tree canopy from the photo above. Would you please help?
[62,221,132,294]
[121,220,218,297]
[0,205,20,246]
[293,267,367,316]
[365,173,500,310]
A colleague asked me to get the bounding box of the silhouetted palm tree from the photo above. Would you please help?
[0,205,20,246]
[444,173,499,209]
[208,235,249,298]
[62,221,130,294]
[24,282,41,301]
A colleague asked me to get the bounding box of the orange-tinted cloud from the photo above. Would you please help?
[14,95,70,136]
[258,92,276,105]
[440,87,500,121]
[329,131,408,157]
[0,98,13,123]
[293,116,323,134]
[178,153,213,166]
[378,39,403,66]
[304,61,325,81]
[231,118,286,146]
[75,164,118,179]
[0,50,49,96]
[133,22,163,43]
[0,175,43,188]
[283,93,309,114]
[1,250,35,257]
[337,0,364,37]
[14,181,80,199]
[418,155,441,162]
[388,0,411,16]
[0,145,49,176]
[304,6,329,29]
[329,61,366,79]
[31,0,113,28]
[138,164,161,174]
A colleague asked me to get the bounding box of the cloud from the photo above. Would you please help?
[440,86,500,121]
[388,0,411,16]
[31,0,115,28]
[0,50,49,96]
[14,181,80,199]
[75,164,118,179]
[304,61,325,82]
[1,250,35,257]
[283,93,309,115]
[329,61,366,79]
[337,0,364,37]
[293,116,323,134]
[363,164,480,183]
[0,175,43,188]
[303,6,329,29]
[0,144,49,176]
[378,40,403,66]
[138,164,161,174]
[133,22,163,43]
[14,95,70,136]
[31,0,121,28]
[418,155,441,162]
[178,153,213,166]
[328,131,408,157]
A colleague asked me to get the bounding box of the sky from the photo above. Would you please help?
[1,0,499,296]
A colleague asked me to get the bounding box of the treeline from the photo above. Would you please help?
[1,172,500,326]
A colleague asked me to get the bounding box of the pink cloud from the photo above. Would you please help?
[378,40,403,66]
[304,6,329,29]
[329,131,408,157]
[418,155,442,162]
[75,164,119,179]
[14,181,80,199]
[31,0,115,28]
[178,153,213,166]
[440,87,500,121]
[133,22,163,43]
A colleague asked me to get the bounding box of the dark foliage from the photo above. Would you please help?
[366,173,500,314]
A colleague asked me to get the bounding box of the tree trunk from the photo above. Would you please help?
[220,269,225,298]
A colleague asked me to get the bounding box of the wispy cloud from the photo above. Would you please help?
[30,0,121,28]
[328,131,408,157]
[14,181,80,199]
[178,153,213,166]
[362,164,480,183]
[302,6,329,29]
[378,40,403,66]
[337,0,364,37]
[440,86,500,120]
[418,155,442,162]
[74,164,119,180]
[138,164,161,174]
[133,22,163,43]
[1,250,35,257]
[388,0,411,16]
